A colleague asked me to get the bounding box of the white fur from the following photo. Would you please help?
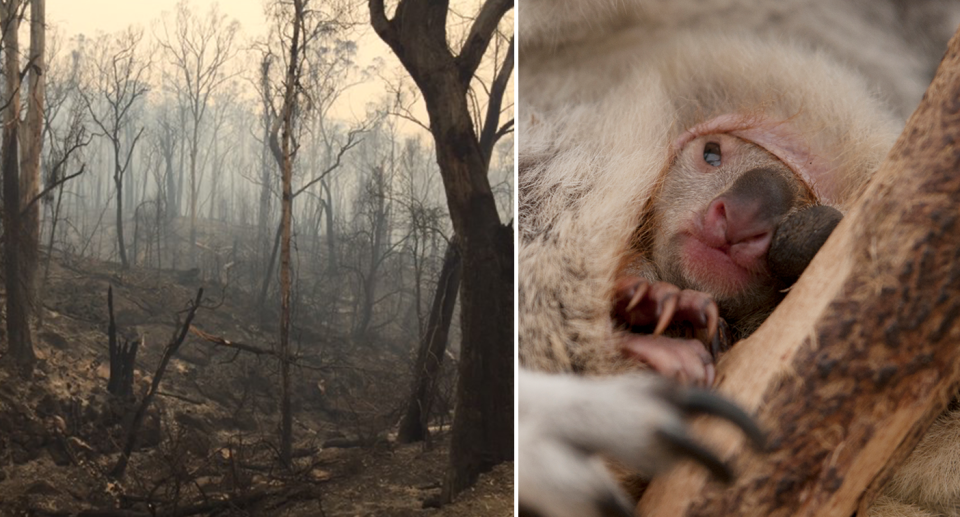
[519,370,685,517]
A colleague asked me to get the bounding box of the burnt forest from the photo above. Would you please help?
[0,0,515,515]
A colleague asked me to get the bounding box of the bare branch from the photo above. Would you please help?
[368,0,398,52]
[292,129,364,198]
[21,164,85,217]
[479,36,513,165]
[457,0,513,85]
[191,326,279,358]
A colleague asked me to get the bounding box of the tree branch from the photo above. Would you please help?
[190,326,278,358]
[457,0,513,85]
[368,0,398,53]
[292,129,363,198]
[20,165,85,217]
[479,36,514,166]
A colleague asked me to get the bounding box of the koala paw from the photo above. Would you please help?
[612,277,734,386]
[519,369,764,517]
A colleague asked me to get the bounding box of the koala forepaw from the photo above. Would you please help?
[519,370,764,517]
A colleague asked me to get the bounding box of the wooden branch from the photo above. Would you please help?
[20,164,85,217]
[368,0,399,53]
[190,326,326,372]
[190,325,278,358]
[457,0,513,85]
[291,130,363,199]
[479,36,514,166]
[638,26,960,517]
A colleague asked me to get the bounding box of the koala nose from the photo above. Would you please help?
[706,167,796,248]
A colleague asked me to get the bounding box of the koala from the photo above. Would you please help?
[517,1,960,516]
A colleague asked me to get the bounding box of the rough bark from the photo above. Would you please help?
[19,0,44,324]
[273,0,304,468]
[258,54,273,273]
[322,178,337,275]
[397,242,462,443]
[1,0,36,373]
[106,286,139,399]
[368,0,514,501]
[637,27,960,517]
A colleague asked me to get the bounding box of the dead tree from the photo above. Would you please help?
[397,241,461,443]
[157,1,239,267]
[19,0,45,331]
[112,288,203,478]
[638,27,960,517]
[106,286,139,399]
[271,0,306,468]
[79,29,150,270]
[256,54,273,276]
[369,0,515,501]
[38,58,90,328]
[1,0,37,374]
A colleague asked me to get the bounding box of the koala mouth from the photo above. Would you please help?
[678,233,762,296]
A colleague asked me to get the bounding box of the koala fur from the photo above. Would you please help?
[518,1,960,516]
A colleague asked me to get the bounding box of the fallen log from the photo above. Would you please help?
[637,26,960,517]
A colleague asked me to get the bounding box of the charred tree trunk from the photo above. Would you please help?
[19,0,44,326]
[188,124,198,266]
[106,286,139,399]
[270,0,305,468]
[398,242,462,443]
[369,0,514,501]
[112,288,203,478]
[638,26,960,517]
[257,220,282,321]
[258,55,274,287]
[322,178,337,275]
[114,170,128,268]
[106,127,145,270]
[2,0,36,374]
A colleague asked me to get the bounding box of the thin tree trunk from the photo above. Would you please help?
[258,55,273,281]
[354,168,387,339]
[274,0,304,467]
[322,178,337,275]
[188,125,198,266]
[39,172,67,327]
[19,0,45,324]
[257,220,282,318]
[2,0,36,373]
[114,171,127,268]
[397,241,461,443]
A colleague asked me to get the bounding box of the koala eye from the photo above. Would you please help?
[703,141,722,167]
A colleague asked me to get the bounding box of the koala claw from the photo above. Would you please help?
[519,370,764,517]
